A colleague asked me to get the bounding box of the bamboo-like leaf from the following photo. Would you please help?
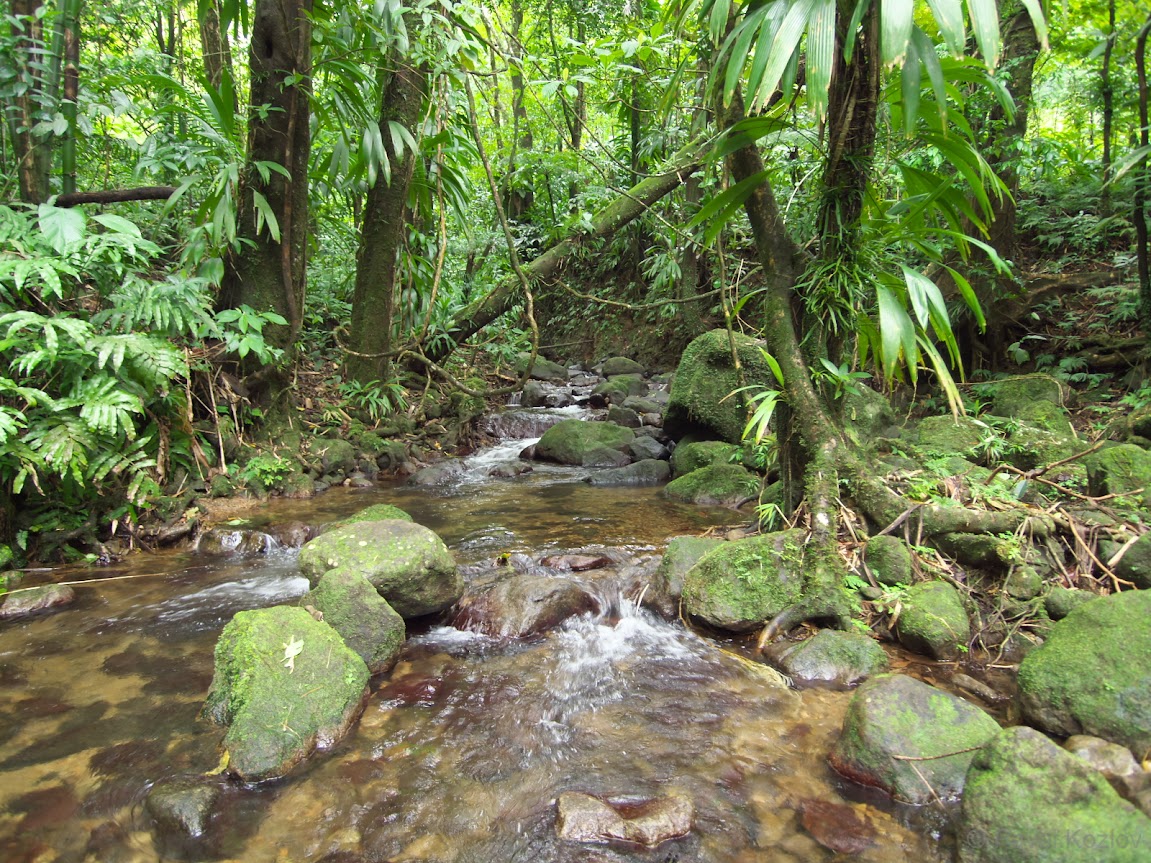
[251,191,281,242]
[806,0,836,120]
[944,266,986,330]
[750,0,815,110]
[917,334,966,412]
[881,0,914,67]
[913,27,948,119]
[843,0,873,64]
[901,35,921,133]
[746,2,788,105]
[687,170,770,245]
[709,0,732,46]
[966,0,1001,67]
[926,0,966,53]
[876,285,918,383]
[1018,0,1047,50]
[723,5,768,104]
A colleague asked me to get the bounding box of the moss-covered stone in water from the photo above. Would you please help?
[601,356,645,376]
[325,504,413,533]
[894,581,971,660]
[516,353,569,382]
[681,530,806,632]
[865,535,912,586]
[592,374,647,402]
[915,415,984,455]
[653,536,724,609]
[774,629,890,687]
[281,471,314,499]
[202,606,369,782]
[534,420,636,466]
[315,438,356,474]
[1042,586,1096,621]
[664,329,773,444]
[1018,590,1151,754]
[828,674,1000,804]
[298,520,461,618]
[957,726,1151,863]
[669,440,740,478]
[663,463,759,507]
[1084,443,1151,508]
[305,570,405,674]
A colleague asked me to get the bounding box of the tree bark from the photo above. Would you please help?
[1101,0,1116,216]
[1136,12,1151,329]
[10,0,50,204]
[345,57,429,386]
[55,185,176,206]
[218,0,312,361]
[198,0,234,97]
[505,0,534,221]
[416,138,711,367]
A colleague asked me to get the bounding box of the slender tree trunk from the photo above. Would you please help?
[59,0,80,197]
[218,0,312,365]
[505,0,533,221]
[346,57,429,386]
[198,0,234,97]
[1136,13,1151,330]
[10,0,50,204]
[1101,0,1116,215]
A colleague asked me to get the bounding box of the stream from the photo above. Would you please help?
[0,407,953,863]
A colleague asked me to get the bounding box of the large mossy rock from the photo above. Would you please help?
[1107,532,1151,589]
[828,674,1000,804]
[983,375,1075,436]
[324,504,413,534]
[601,356,645,376]
[1017,590,1151,754]
[647,535,724,617]
[298,520,461,618]
[665,329,773,444]
[669,440,740,478]
[958,726,1151,863]
[894,581,971,660]
[681,530,806,632]
[915,415,984,455]
[304,571,405,674]
[1083,443,1151,508]
[202,606,369,782]
[842,386,897,444]
[772,629,890,688]
[517,353,569,382]
[533,420,635,466]
[592,374,647,403]
[865,535,912,586]
[663,463,759,507]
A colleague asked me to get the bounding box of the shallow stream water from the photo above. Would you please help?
[0,420,952,863]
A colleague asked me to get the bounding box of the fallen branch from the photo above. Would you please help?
[55,186,177,207]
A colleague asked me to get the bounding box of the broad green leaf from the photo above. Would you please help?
[251,191,281,242]
[926,0,965,53]
[881,0,914,67]
[966,0,1001,67]
[38,205,86,255]
[876,285,918,383]
[91,214,142,237]
[751,0,815,110]
[806,0,836,120]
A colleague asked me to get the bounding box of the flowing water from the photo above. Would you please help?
[0,420,952,863]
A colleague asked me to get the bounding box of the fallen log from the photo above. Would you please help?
[55,186,177,207]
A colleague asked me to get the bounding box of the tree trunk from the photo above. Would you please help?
[59,0,80,197]
[416,138,711,367]
[218,0,312,362]
[345,57,429,386]
[199,0,234,97]
[1101,0,1116,216]
[10,0,50,204]
[505,0,533,221]
[1136,13,1151,330]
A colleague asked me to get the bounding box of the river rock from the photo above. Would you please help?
[797,798,877,855]
[628,436,669,462]
[606,405,641,428]
[1043,586,1096,620]
[452,573,599,637]
[409,459,466,486]
[1084,444,1151,508]
[842,386,897,443]
[664,463,759,507]
[521,380,548,407]
[1018,590,1151,754]
[669,440,740,477]
[487,460,533,477]
[298,520,462,618]
[623,395,662,415]
[894,581,971,660]
[0,584,75,619]
[865,535,912,586]
[304,570,405,674]
[1107,532,1151,589]
[202,606,369,782]
[771,629,890,687]
[649,536,724,617]
[664,329,774,444]
[145,777,220,838]
[593,374,647,402]
[828,674,1000,804]
[556,792,692,846]
[982,375,1075,436]
[533,420,635,466]
[584,459,670,486]
[1064,735,1143,786]
[957,726,1151,863]
[682,530,806,632]
[600,356,645,376]
[518,354,569,382]
[580,444,632,468]
[315,438,356,475]
[540,554,614,571]
[324,504,413,533]
[915,415,984,455]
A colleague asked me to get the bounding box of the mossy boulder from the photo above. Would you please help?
[894,581,971,660]
[957,726,1151,863]
[915,415,984,455]
[534,420,635,466]
[584,459,670,486]
[669,440,740,478]
[1003,423,1081,473]
[663,462,759,507]
[1018,590,1151,754]
[649,536,724,616]
[298,520,461,618]
[326,504,414,532]
[772,629,890,687]
[628,436,669,462]
[304,571,405,674]
[842,386,898,444]
[201,606,369,782]
[828,674,1001,804]
[1043,586,1097,621]
[517,353,569,382]
[1004,565,1044,600]
[606,405,641,428]
[601,356,645,376]
[681,530,806,632]
[665,329,773,444]
[1106,532,1151,589]
[1083,443,1151,508]
[315,438,357,475]
[593,374,648,402]
[865,535,913,587]
[983,375,1075,436]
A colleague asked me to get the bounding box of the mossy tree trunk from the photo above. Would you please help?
[218,0,311,369]
[345,56,428,386]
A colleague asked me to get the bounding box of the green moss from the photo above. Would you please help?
[1018,590,1151,753]
[592,374,647,402]
[777,629,890,686]
[669,440,740,477]
[534,420,636,465]
[326,504,413,532]
[665,329,773,444]
[663,463,759,506]
[655,536,724,601]
[915,415,985,455]
[894,581,971,660]
[1084,443,1151,508]
[681,530,806,631]
[865,535,912,586]
[305,570,405,673]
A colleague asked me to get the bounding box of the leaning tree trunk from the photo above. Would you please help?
[415,137,711,367]
[219,0,312,366]
[345,57,428,386]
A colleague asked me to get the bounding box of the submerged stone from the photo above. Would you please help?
[556,792,693,846]
[772,629,890,687]
[145,777,220,838]
[957,726,1151,863]
[202,606,369,782]
[298,520,461,618]
[452,573,599,638]
[828,674,1000,804]
[1018,590,1151,754]
[0,584,75,619]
